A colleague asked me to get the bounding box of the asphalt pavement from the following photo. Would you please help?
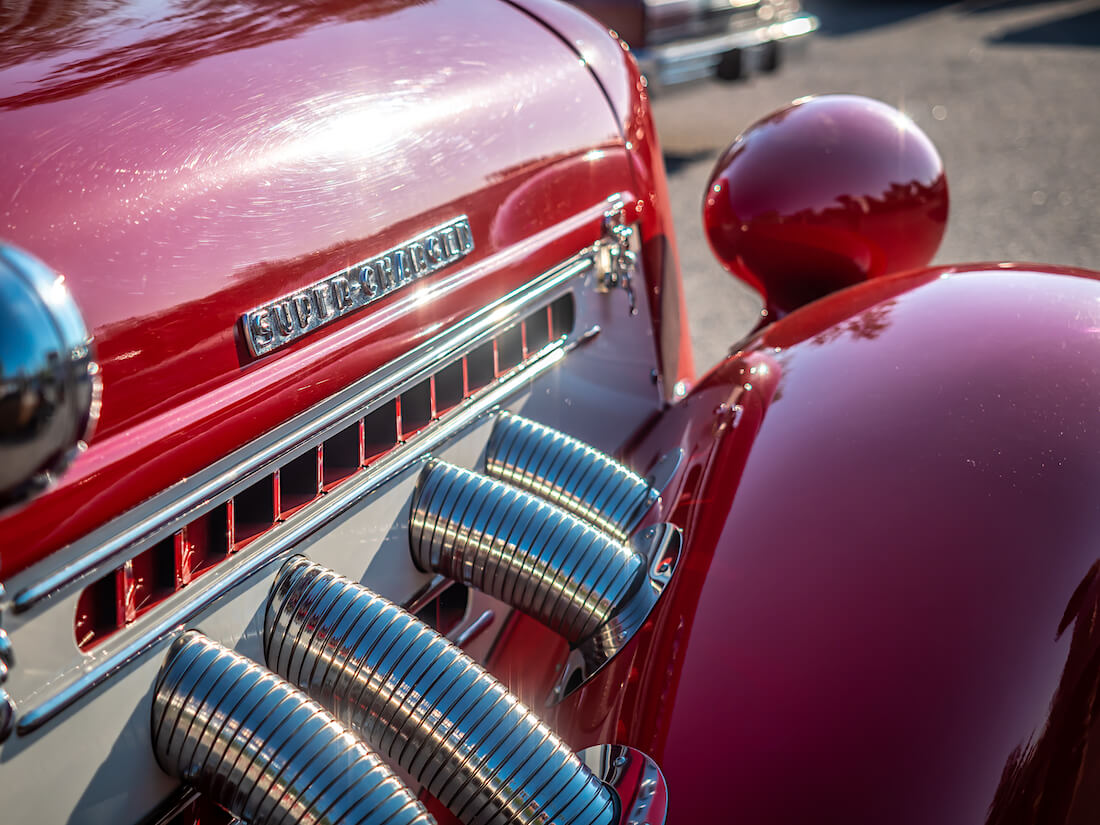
[651,0,1100,373]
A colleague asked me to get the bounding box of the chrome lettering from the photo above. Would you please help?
[248,311,274,347]
[312,284,334,319]
[408,241,428,275]
[272,303,295,336]
[292,294,313,327]
[425,234,445,264]
[392,249,412,285]
[441,227,460,257]
[331,276,353,309]
[358,264,379,298]
[376,256,397,291]
[241,215,474,356]
[454,220,474,253]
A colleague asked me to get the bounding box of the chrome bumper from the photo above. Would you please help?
[636,13,818,88]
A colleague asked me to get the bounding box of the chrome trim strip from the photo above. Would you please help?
[14,254,592,613]
[16,337,582,735]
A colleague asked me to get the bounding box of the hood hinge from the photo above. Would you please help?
[595,198,640,316]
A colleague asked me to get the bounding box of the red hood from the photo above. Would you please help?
[0,0,636,576]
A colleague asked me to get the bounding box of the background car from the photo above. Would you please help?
[565,0,818,87]
[652,0,1100,367]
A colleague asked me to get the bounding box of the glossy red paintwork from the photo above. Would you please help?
[0,0,657,576]
[511,0,695,395]
[492,263,1100,823]
[623,54,696,397]
[705,95,949,318]
[509,0,640,116]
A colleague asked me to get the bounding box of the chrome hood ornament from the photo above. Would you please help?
[0,242,100,513]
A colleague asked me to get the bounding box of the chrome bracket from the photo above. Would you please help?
[579,744,668,825]
[549,522,682,704]
[595,199,639,316]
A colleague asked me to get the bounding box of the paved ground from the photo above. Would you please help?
[651,0,1100,372]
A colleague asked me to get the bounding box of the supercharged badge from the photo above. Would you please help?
[242,216,474,356]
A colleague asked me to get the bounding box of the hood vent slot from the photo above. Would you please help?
[322,420,363,489]
[72,302,575,652]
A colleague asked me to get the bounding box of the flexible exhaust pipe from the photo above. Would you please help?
[412,460,642,645]
[264,556,619,825]
[409,461,680,699]
[485,412,666,541]
[152,631,434,825]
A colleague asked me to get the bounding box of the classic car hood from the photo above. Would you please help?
[0,0,637,575]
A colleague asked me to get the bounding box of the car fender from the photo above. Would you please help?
[523,263,1100,823]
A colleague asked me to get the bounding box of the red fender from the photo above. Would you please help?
[496,263,1100,824]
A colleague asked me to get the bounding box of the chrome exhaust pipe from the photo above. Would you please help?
[152,631,434,825]
[409,461,680,699]
[411,460,642,645]
[484,412,667,541]
[264,556,619,825]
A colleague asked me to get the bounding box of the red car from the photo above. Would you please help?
[566,0,818,87]
[1,1,1097,824]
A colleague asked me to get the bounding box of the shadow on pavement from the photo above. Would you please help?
[963,0,1068,12]
[993,8,1100,46]
[664,149,718,175]
[804,0,957,34]
[806,0,1094,40]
